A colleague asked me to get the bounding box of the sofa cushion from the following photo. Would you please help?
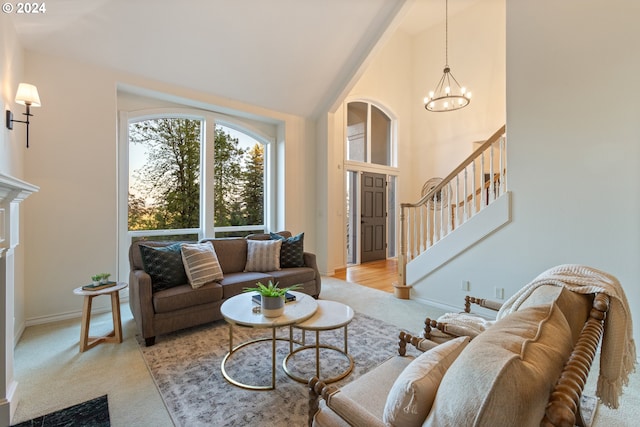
[423,303,574,427]
[139,243,188,292]
[218,271,274,299]
[512,285,592,344]
[329,355,414,423]
[181,241,224,289]
[203,238,248,274]
[270,232,305,268]
[244,239,282,272]
[152,281,223,313]
[268,267,316,288]
[383,336,469,427]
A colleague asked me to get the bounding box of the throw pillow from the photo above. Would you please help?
[139,243,188,292]
[383,336,470,427]
[244,239,282,272]
[270,232,305,268]
[181,241,224,289]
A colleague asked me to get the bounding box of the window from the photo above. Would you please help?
[122,111,270,244]
[346,101,394,167]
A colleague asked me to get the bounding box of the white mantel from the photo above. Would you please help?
[0,172,38,427]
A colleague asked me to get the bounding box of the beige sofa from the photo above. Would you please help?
[309,285,611,427]
[129,232,321,346]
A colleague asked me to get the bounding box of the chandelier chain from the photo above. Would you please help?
[445,0,448,66]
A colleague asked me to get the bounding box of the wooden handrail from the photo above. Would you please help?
[401,125,506,209]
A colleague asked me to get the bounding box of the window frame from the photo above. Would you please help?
[117,108,275,278]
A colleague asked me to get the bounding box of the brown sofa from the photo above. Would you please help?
[128,232,321,346]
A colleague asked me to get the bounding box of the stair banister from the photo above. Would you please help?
[397,125,506,292]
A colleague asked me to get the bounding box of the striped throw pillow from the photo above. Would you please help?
[244,239,282,272]
[181,241,224,289]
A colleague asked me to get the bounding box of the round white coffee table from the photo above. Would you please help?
[283,300,354,384]
[220,290,318,390]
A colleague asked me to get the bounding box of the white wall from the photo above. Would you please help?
[317,0,505,274]
[21,51,317,324]
[411,0,640,345]
[411,0,506,197]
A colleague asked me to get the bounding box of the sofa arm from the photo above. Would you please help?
[303,251,321,296]
[128,269,156,339]
[309,378,385,427]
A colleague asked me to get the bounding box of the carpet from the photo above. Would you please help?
[138,312,411,427]
[11,395,110,427]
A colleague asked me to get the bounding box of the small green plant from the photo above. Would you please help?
[243,281,300,297]
[91,273,111,283]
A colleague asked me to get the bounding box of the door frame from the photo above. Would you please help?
[345,166,398,266]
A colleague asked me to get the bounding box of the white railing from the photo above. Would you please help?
[398,125,506,286]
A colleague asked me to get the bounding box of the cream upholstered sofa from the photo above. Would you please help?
[309,285,609,427]
[129,231,320,346]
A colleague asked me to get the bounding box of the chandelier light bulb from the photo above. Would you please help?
[461,87,466,95]
[429,91,434,99]
[424,96,429,103]
[445,86,451,95]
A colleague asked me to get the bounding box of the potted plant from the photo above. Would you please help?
[243,281,300,318]
[91,275,102,286]
[99,273,111,284]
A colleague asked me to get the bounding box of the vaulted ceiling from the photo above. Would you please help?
[8,0,480,118]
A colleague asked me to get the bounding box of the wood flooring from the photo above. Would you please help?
[332,258,398,293]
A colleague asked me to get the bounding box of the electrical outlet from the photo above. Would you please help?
[494,287,504,299]
[461,280,470,291]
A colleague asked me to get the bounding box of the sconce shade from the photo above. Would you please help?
[15,83,41,107]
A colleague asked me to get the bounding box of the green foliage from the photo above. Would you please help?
[243,281,301,297]
[128,120,265,233]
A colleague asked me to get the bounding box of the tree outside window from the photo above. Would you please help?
[128,118,264,237]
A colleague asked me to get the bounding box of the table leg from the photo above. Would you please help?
[315,330,320,378]
[79,295,93,352]
[111,291,123,343]
[272,327,277,389]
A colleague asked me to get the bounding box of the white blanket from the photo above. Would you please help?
[498,264,636,409]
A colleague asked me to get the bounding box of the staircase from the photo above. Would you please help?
[395,125,507,297]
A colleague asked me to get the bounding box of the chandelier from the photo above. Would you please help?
[424,0,471,112]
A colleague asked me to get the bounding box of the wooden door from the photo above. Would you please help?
[361,172,386,263]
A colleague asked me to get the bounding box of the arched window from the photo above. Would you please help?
[346,101,394,167]
[118,108,273,266]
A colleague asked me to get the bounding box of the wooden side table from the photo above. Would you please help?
[72,282,128,352]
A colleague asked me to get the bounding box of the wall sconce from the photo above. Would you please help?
[5,83,41,148]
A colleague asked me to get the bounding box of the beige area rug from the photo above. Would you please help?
[138,312,413,427]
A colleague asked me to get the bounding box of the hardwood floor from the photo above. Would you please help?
[332,258,398,293]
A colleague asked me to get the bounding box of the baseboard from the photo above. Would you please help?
[23,295,130,328]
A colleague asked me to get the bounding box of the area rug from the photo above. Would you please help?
[11,395,109,427]
[138,312,411,427]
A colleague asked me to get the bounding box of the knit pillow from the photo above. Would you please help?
[139,243,188,292]
[270,232,304,268]
[383,336,470,426]
[181,241,224,289]
[244,239,282,272]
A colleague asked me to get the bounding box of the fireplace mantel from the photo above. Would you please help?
[0,172,38,426]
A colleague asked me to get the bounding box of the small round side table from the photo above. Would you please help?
[73,282,128,352]
[283,300,355,384]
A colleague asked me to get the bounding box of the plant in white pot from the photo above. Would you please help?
[244,281,300,318]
